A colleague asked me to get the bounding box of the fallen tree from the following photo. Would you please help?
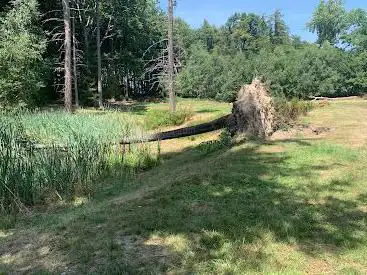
[121,79,275,144]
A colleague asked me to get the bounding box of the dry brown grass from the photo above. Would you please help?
[302,100,367,147]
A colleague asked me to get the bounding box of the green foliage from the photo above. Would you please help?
[0,0,363,107]
[348,51,367,90]
[270,10,291,45]
[273,97,314,129]
[144,108,193,130]
[253,43,354,98]
[308,0,347,45]
[0,0,47,107]
[219,12,272,54]
[341,7,367,92]
[177,2,367,101]
[342,8,367,51]
[196,19,219,51]
[178,42,358,101]
[177,45,240,101]
[17,110,135,144]
[174,17,197,55]
[99,0,165,99]
[176,3,366,101]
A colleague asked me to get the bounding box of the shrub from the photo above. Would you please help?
[273,97,314,129]
[144,108,193,130]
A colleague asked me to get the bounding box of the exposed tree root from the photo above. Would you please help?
[121,78,275,144]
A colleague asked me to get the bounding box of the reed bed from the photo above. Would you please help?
[0,110,158,213]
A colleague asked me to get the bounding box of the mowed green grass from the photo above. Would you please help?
[85,98,231,129]
[1,99,367,274]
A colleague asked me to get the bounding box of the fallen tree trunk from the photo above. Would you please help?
[121,115,231,144]
[309,96,361,101]
[121,78,275,145]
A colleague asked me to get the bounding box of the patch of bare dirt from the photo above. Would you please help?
[306,258,334,274]
[111,183,166,205]
[271,124,333,141]
[112,233,174,269]
[0,231,69,273]
[257,145,285,154]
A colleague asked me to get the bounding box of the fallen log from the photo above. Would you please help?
[121,115,231,144]
[309,96,361,101]
[121,78,275,145]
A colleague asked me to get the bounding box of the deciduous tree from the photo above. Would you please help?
[0,0,46,106]
[308,0,347,45]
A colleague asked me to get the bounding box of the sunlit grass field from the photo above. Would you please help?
[1,99,366,274]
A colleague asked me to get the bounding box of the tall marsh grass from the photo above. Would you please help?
[0,110,158,213]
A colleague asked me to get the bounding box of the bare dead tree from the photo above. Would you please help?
[42,2,85,108]
[167,0,176,111]
[72,2,79,108]
[62,0,73,112]
[143,39,183,96]
[96,0,103,109]
[75,0,92,72]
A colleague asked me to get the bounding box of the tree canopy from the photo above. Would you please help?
[0,0,46,106]
[0,0,366,108]
[308,0,347,45]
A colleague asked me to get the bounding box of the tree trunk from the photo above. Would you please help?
[72,5,79,108]
[121,115,231,144]
[96,0,103,109]
[83,27,89,66]
[167,0,176,112]
[62,0,72,112]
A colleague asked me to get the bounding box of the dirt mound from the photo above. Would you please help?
[229,78,275,138]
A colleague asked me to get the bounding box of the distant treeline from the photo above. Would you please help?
[177,2,367,101]
[0,0,366,107]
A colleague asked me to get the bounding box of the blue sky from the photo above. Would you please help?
[159,0,367,42]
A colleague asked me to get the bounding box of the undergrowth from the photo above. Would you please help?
[274,98,314,129]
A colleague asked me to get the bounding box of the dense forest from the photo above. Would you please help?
[0,0,366,108]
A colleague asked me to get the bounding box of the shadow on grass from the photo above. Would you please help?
[160,137,318,160]
[0,139,366,273]
[197,108,221,114]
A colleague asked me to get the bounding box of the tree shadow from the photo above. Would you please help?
[160,137,317,160]
[0,140,366,273]
[197,108,221,113]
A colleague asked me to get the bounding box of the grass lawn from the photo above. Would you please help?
[1,99,367,274]
[83,98,231,130]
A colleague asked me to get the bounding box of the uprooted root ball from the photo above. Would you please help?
[229,78,275,139]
